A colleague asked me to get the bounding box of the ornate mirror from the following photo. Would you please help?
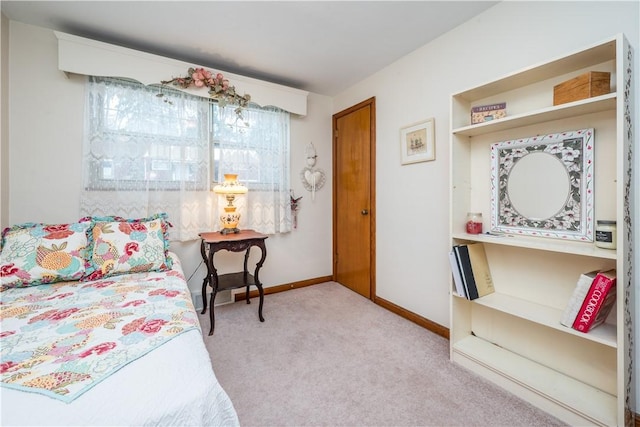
[490,128,594,241]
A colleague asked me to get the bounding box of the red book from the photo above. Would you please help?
[572,269,617,333]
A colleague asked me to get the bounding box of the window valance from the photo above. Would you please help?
[55,31,308,116]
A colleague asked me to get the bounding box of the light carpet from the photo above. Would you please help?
[199,282,566,427]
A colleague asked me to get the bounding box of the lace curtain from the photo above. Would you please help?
[80,77,214,241]
[213,104,292,234]
[81,77,292,239]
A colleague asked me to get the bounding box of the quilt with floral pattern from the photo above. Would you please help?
[0,256,199,402]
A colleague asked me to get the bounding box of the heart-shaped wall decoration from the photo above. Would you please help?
[304,169,323,186]
[300,166,326,198]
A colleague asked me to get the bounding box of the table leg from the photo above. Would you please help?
[201,276,208,315]
[200,239,210,315]
[257,282,265,322]
[208,288,217,336]
[243,247,251,304]
[207,242,218,336]
[254,241,267,323]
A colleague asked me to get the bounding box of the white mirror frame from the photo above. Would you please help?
[490,128,595,241]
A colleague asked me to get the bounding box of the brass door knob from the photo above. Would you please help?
[361,209,369,215]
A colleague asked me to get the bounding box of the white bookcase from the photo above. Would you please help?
[448,34,634,426]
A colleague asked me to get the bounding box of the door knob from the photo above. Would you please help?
[361,209,369,215]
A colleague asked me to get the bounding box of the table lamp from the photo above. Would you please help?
[213,173,248,234]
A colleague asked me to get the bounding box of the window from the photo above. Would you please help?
[212,103,290,189]
[84,77,210,191]
[82,77,292,238]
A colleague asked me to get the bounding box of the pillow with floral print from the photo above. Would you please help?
[82,213,172,281]
[0,221,91,287]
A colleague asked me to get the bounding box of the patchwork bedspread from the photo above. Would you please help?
[0,256,199,402]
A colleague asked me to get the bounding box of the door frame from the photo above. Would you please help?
[332,97,376,300]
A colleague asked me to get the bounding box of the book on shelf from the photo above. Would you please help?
[560,270,599,328]
[466,243,495,298]
[451,243,494,300]
[448,250,467,298]
[453,245,478,300]
[572,269,617,333]
[470,102,507,124]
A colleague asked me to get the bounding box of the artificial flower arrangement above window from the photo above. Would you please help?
[158,67,251,117]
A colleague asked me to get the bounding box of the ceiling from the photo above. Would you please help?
[1,1,498,96]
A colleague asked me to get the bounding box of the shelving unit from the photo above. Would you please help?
[448,34,634,426]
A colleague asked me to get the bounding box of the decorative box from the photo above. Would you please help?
[471,102,506,124]
[553,71,610,106]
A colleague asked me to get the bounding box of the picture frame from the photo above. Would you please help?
[490,128,594,241]
[400,118,435,165]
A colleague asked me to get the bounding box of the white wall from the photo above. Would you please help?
[1,13,9,230]
[6,21,333,297]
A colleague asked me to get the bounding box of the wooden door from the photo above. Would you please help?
[333,97,375,299]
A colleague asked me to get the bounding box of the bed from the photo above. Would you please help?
[0,215,239,426]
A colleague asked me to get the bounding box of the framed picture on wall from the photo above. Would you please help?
[400,118,435,165]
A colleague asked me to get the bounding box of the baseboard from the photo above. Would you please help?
[373,296,450,340]
[233,275,334,301]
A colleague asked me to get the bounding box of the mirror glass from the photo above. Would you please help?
[491,128,594,241]
[507,152,570,220]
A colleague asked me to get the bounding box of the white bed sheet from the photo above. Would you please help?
[1,324,239,427]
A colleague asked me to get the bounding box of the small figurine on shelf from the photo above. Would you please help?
[290,190,302,229]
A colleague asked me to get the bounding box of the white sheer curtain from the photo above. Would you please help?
[80,77,214,241]
[213,104,291,234]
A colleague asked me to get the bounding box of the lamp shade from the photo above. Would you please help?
[213,173,248,195]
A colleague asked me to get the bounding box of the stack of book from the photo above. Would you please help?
[560,269,617,333]
[448,243,494,300]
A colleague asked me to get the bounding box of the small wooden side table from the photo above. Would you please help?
[199,229,268,335]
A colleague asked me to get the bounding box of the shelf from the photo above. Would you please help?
[217,272,257,291]
[463,292,617,348]
[452,336,617,426]
[451,232,617,260]
[453,36,616,101]
[452,93,616,137]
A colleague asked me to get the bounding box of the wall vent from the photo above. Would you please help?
[191,289,233,312]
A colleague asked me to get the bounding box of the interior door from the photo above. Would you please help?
[333,97,375,299]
